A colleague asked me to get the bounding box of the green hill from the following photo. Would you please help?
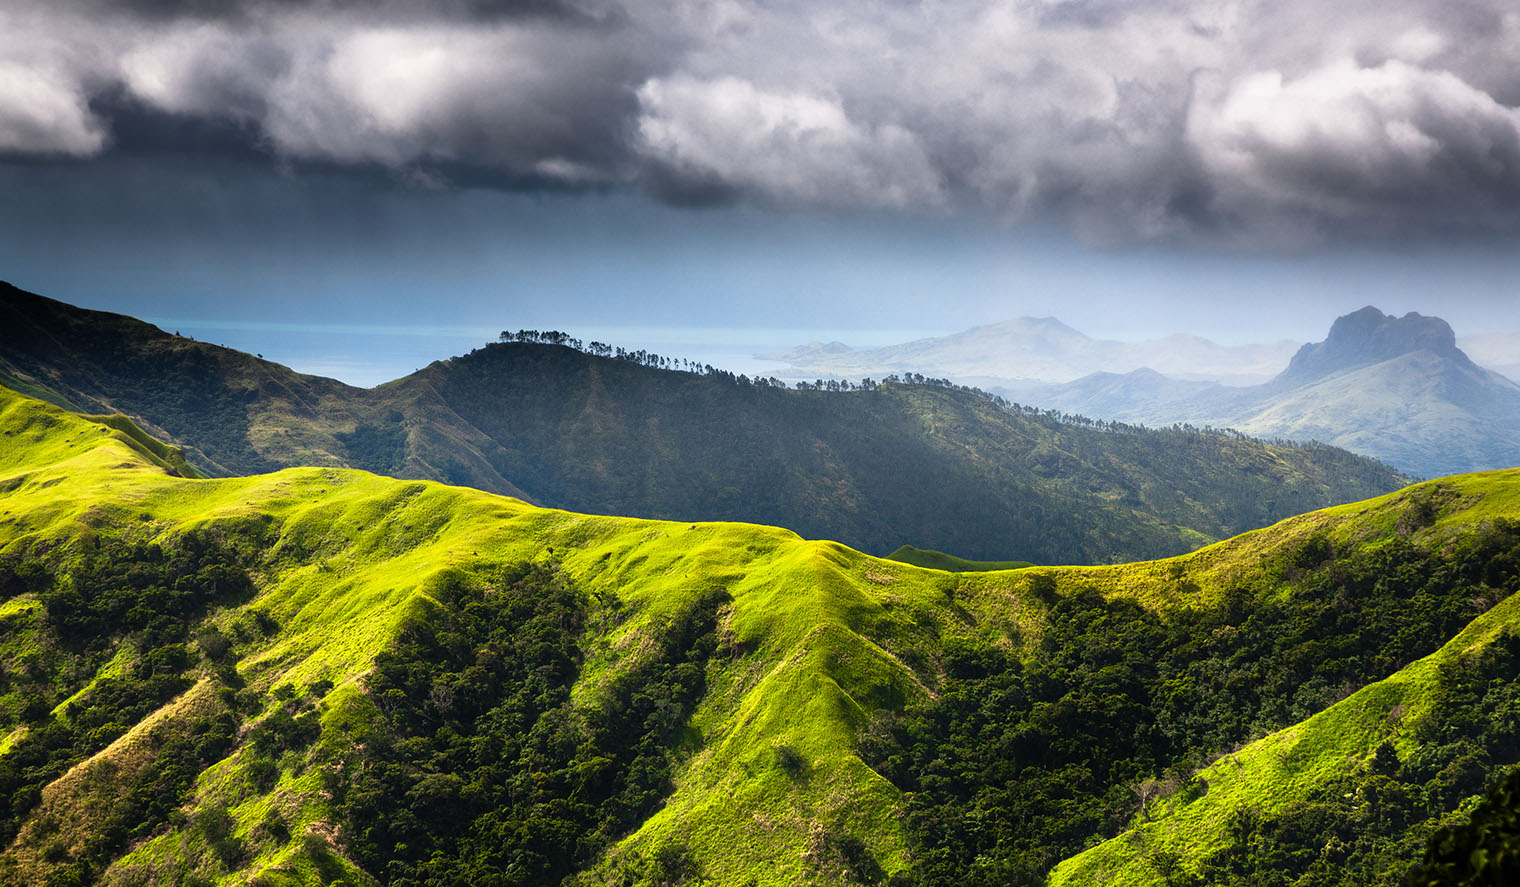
[0,282,1406,565]
[883,545,1033,572]
[0,384,1515,886]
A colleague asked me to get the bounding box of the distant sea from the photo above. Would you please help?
[145,318,948,389]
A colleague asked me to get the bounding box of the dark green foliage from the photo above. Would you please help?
[194,805,245,869]
[330,565,728,886]
[0,283,279,475]
[864,519,1520,886]
[88,710,241,866]
[0,531,257,845]
[420,343,1402,564]
[774,744,809,780]
[336,422,408,476]
[40,530,256,652]
[807,826,886,885]
[1413,766,1520,885]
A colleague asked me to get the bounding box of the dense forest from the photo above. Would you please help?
[0,283,1405,565]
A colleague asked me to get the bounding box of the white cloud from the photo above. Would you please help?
[635,76,944,209]
[0,61,107,156]
[119,23,278,120]
[1190,60,1520,220]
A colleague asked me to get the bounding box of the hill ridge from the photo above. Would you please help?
[0,283,1408,565]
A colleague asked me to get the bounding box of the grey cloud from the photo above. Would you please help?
[73,0,602,24]
[9,0,1520,242]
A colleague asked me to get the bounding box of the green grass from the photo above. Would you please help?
[884,544,1034,572]
[0,382,1516,886]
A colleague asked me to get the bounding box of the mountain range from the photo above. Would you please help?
[0,383,1515,886]
[766,317,1302,385]
[0,283,1406,565]
[1005,307,1520,478]
[767,308,1520,479]
[766,315,1518,388]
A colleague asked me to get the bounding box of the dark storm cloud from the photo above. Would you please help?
[8,0,1520,242]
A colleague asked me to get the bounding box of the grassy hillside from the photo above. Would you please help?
[1048,587,1520,885]
[0,384,1516,886]
[0,282,1407,565]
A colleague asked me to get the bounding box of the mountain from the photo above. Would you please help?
[1273,305,1463,385]
[764,317,1301,385]
[0,386,1516,886]
[1003,307,1520,479]
[0,282,1406,565]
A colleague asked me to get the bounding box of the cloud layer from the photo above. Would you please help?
[9,0,1520,242]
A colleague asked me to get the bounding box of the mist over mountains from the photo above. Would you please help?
[766,318,1303,386]
[769,307,1520,479]
[1007,308,1520,479]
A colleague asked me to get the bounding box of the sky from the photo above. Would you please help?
[4,0,1520,385]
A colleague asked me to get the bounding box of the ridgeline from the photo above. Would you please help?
[0,283,1406,565]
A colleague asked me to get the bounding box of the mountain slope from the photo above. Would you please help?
[393,340,1404,563]
[0,385,1517,887]
[0,281,529,497]
[1050,586,1520,886]
[1004,307,1520,478]
[0,283,1407,564]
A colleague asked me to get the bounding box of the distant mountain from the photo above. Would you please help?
[1272,305,1463,386]
[1004,307,1520,478]
[0,282,1405,564]
[765,317,1301,384]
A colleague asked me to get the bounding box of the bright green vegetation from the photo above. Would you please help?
[0,282,1406,565]
[1,382,1519,887]
[884,545,1034,572]
[0,530,256,849]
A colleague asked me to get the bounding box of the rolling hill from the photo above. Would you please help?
[0,384,1515,886]
[0,282,1406,564]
